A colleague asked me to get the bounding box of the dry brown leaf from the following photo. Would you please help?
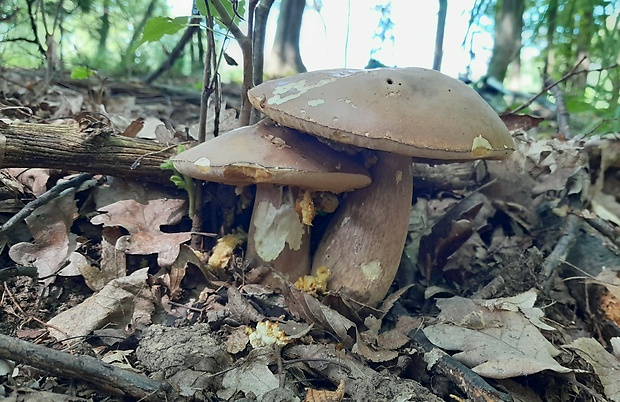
[423,291,571,379]
[352,315,409,363]
[121,117,144,138]
[227,286,266,324]
[225,325,250,354]
[218,349,280,400]
[135,116,165,140]
[304,379,345,402]
[9,188,84,283]
[80,226,127,291]
[499,113,544,132]
[566,338,620,402]
[91,181,191,267]
[353,331,399,363]
[7,168,50,196]
[162,244,204,300]
[283,284,356,348]
[47,268,152,341]
[594,268,620,326]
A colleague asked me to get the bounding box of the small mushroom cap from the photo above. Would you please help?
[248,67,514,161]
[172,119,371,193]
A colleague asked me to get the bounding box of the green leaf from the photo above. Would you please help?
[197,0,246,24]
[565,98,592,114]
[139,16,188,46]
[170,175,188,189]
[70,66,95,80]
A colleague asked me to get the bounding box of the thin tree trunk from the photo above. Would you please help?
[97,0,110,59]
[433,0,447,71]
[265,0,306,77]
[571,1,594,92]
[486,0,524,82]
[122,0,159,72]
[543,0,558,77]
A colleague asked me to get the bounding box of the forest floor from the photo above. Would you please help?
[0,69,619,402]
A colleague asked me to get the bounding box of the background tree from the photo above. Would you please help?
[433,0,448,71]
[486,0,524,83]
[264,0,306,77]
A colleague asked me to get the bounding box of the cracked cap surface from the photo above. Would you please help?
[248,67,515,161]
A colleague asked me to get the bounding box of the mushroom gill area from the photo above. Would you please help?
[223,165,273,183]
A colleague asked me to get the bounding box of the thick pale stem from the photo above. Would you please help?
[247,184,310,286]
[311,152,413,307]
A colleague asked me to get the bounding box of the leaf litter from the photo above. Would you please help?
[1,71,620,401]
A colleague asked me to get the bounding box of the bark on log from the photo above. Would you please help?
[0,122,175,184]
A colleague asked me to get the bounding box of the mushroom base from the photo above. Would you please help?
[247,184,311,288]
[311,152,413,307]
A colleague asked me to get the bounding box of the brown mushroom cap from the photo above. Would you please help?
[172,119,371,193]
[248,67,514,160]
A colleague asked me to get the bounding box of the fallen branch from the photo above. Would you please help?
[408,330,513,402]
[0,333,179,401]
[0,121,175,183]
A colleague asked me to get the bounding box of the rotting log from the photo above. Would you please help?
[0,121,175,183]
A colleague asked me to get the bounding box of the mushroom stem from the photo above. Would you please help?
[247,184,311,286]
[311,152,413,306]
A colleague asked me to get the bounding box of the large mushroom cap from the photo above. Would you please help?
[172,119,371,193]
[248,67,514,160]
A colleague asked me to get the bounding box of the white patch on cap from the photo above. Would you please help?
[471,135,493,157]
[194,157,212,173]
[267,78,336,106]
[307,99,325,106]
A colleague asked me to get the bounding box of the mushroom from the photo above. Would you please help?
[172,119,371,285]
[248,67,514,306]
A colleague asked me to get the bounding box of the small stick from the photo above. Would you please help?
[0,333,178,401]
[0,172,94,238]
[409,330,512,402]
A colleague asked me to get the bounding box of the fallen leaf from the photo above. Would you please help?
[566,338,620,402]
[218,349,280,400]
[47,268,152,341]
[80,226,127,291]
[283,283,356,348]
[225,325,250,354]
[91,180,191,267]
[423,292,571,379]
[9,188,83,284]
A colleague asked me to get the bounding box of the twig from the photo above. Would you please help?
[578,211,620,248]
[0,122,178,183]
[542,214,581,279]
[210,0,254,125]
[0,265,38,281]
[251,0,275,124]
[0,172,94,238]
[409,330,513,402]
[0,334,178,401]
[510,57,620,115]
